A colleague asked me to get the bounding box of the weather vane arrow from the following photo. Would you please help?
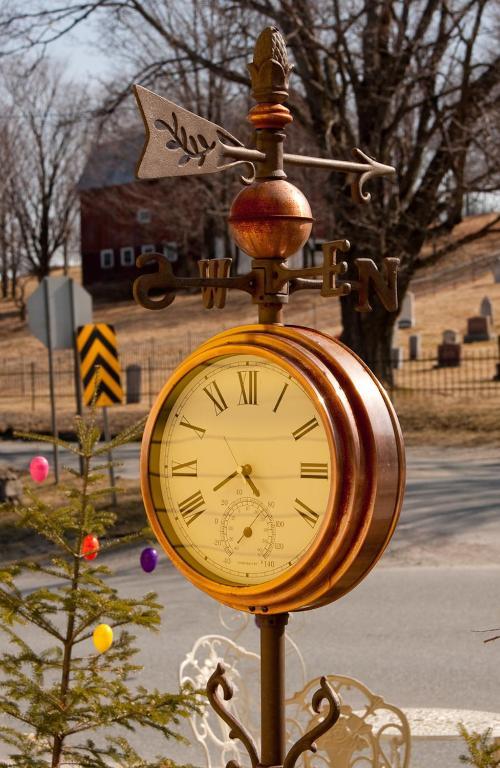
[134,84,395,202]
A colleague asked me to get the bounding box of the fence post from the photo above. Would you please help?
[148,356,153,408]
[30,362,36,411]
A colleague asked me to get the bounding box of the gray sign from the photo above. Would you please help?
[27,276,92,349]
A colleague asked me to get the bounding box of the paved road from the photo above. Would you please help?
[1,441,499,766]
[3,440,499,565]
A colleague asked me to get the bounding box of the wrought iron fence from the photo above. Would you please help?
[1,343,500,411]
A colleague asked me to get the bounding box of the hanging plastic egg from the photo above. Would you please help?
[140,547,158,573]
[30,456,49,483]
[82,534,100,560]
[93,623,113,653]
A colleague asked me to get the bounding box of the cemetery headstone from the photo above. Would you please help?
[391,347,404,369]
[437,342,461,367]
[409,334,421,360]
[492,260,500,284]
[442,329,459,344]
[480,296,493,321]
[398,291,415,329]
[464,315,492,343]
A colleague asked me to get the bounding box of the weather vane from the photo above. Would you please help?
[132,27,405,768]
[133,26,399,324]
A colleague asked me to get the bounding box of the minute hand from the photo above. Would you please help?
[213,470,238,492]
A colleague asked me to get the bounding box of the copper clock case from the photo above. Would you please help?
[140,324,405,614]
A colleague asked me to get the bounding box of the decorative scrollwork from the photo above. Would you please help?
[206,662,260,768]
[283,677,341,768]
[350,148,395,204]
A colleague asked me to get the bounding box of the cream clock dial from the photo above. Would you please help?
[148,353,332,586]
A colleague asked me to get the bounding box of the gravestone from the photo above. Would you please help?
[492,260,500,284]
[442,329,459,344]
[464,315,492,343]
[480,296,493,321]
[0,463,22,504]
[398,291,415,329]
[391,347,403,370]
[409,334,421,361]
[437,343,461,367]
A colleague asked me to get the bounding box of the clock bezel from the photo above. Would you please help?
[141,337,354,612]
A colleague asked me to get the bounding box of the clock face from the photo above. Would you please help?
[147,352,332,587]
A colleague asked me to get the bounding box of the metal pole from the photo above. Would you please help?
[256,613,289,767]
[102,406,117,506]
[43,278,59,483]
[30,362,35,411]
[69,279,84,475]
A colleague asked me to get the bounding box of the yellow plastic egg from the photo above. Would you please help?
[93,623,113,653]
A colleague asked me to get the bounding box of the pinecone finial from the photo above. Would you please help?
[248,27,292,104]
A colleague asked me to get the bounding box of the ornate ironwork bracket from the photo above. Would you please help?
[207,665,341,768]
[207,662,260,768]
[283,677,341,768]
[133,244,399,315]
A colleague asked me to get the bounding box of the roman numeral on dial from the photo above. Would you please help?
[300,462,328,479]
[238,370,258,405]
[172,459,198,477]
[179,416,206,439]
[203,380,228,415]
[178,490,205,526]
[273,383,288,413]
[292,417,319,441]
[294,498,320,528]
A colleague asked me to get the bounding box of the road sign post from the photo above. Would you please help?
[76,323,124,505]
[43,279,59,482]
[27,277,93,483]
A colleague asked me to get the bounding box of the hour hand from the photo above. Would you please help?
[240,465,260,497]
[213,470,239,492]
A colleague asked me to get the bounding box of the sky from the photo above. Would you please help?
[48,23,113,82]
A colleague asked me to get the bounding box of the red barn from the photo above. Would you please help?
[78,133,206,300]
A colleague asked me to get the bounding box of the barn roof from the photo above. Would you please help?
[78,132,145,191]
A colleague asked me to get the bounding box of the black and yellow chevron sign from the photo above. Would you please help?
[76,324,123,407]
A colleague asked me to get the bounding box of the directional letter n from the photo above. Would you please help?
[354,257,400,312]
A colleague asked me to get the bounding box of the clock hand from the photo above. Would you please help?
[240,464,260,497]
[223,438,261,497]
[213,470,239,492]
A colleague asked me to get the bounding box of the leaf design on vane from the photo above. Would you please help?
[154,112,217,168]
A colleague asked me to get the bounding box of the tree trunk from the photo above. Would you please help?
[340,293,397,387]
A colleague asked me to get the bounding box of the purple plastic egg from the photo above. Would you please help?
[140,547,158,573]
[30,456,49,483]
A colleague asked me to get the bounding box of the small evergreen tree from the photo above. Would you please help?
[459,724,500,767]
[0,410,197,767]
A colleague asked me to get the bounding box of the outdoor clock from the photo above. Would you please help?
[141,324,405,615]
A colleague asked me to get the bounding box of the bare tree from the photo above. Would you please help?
[3,1,499,378]
[1,58,94,282]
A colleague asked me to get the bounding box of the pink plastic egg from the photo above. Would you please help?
[30,456,49,483]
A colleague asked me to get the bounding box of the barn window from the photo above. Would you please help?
[141,244,155,254]
[100,249,114,269]
[137,209,152,224]
[120,246,135,266]
[163,242,179,262]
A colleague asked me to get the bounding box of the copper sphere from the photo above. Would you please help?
[229,179,313,260]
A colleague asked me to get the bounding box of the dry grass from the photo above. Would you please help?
[0,475,147,565]
[1,214,500,445]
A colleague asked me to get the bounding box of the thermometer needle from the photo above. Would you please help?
[237,507,263,543]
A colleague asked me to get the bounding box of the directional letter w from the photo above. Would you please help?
[198,258,232,309]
